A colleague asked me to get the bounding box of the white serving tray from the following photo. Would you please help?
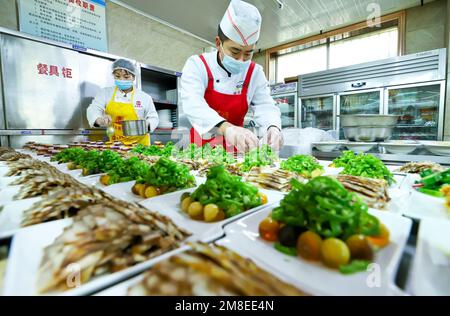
[215,205,412,296]
[3,219,190,296]
[138,188,284,243]
[0,197,42,239]
[402,189,448,221]
[0,176,20,188]
[410,218,450,296]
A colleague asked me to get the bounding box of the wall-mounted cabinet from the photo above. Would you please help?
[0,27,182,147]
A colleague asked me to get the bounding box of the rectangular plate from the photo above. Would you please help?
[0,176,20,188]
[99,180,142,203]
[410,218,450,295]
[0,185,22,205]
[0,166,10,177]
[0,197,42,239]
[138,188,284,243]
[3,219,190,296]
[216,206,412,296]
[403,189,448,221]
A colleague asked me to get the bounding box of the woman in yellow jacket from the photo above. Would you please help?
[87,59,159,146]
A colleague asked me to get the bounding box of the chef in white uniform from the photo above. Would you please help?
[87,59,159,146]
[180,0,283,152]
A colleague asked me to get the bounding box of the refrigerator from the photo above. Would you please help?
[337,88,383,139]
[299,95,335,130]
[384,82,445,141]
[270,82,298,129]
[297,48,447,141]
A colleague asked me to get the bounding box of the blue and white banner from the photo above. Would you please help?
[18,0,108,52]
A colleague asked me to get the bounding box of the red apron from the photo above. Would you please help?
[190,54,256,151]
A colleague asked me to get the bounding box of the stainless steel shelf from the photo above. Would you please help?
[153,100,177,106]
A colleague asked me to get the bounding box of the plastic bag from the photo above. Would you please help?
[281,128,336,155]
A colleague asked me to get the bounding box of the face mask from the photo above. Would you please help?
[115,79,133,91]
[220,44,251,75]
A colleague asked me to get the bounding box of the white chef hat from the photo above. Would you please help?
[219,0,262,46]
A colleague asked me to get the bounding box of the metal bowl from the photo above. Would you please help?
[121,120,147,136]
[344,142,376,153]
[381,141,420,155]
[343,126,395,142]
[340,114,399,127]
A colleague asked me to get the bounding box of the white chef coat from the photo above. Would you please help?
[86,86,159,132]
[179,51,281,136]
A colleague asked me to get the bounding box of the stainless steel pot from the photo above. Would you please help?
[343,126,395,142]
[340,114,399,127]
[121,120,147,136]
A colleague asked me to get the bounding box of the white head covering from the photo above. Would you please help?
[219,0,262,46]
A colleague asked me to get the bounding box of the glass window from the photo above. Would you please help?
[276,45,327,83]
[272,25,399,83]
[329,27,398,69]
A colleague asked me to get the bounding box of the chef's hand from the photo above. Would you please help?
[220,123,258,153]
[263,126,284,150]
[95,115,112,127]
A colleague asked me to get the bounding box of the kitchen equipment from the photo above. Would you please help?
[298,49,446,141]
[121,120,147,136]
[339,114,399,142]
[380,141,420,154]
[342,126,395,142]
[271,82,298,129]
[157,110,172,123]
[312,141,343,152]
[339,114,399,127]
[106,126,115,138]
[421,141,450,156]
[300,95,334,130]
[344,142,376,153]
[157,122,174,129]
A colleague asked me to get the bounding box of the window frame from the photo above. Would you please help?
[265,11,406,82]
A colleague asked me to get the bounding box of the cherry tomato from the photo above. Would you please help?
[367,223,390,248]
[259,192,268,205]
[320,238,350,269]
[259,217,280,242]
[297,231,322,261]
[346,235,374,260]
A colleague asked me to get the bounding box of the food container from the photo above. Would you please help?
[421,141,450,156]
[311,141,343,152]
[380,141,420,155]
[340,114,399,127]
[121,120,147,136]
[340,115,399,142]
[344,142,376,153]
[342,126,395,142]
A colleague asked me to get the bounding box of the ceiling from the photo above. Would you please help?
[117,0,434,50]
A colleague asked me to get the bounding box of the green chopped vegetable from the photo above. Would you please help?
[416,168,450,197]
[141,157,196,192]
[274,242,297,256]
[339,260,371,275]
[190,165,262,218]
[333,151,394,185]
[280,155,324,178]
[131,142,174,157]
[52,148,123,176]
[332,151,356,168]
[174,143,236,165]
[240,145,276,172]
[106,157,151,185]
[78,150,123,176]
[51,148,86,164]
[271,177,380,240]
